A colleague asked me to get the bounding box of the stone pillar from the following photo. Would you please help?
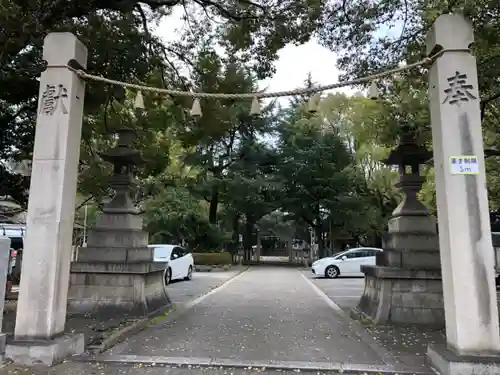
[0,238,11,356]
[425,14,500,374]
[354,133,444,326]
[67,129,170,316]
[5,33,86,366]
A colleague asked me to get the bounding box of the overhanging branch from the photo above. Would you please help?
[481,92,500,120]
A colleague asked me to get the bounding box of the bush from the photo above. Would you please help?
[193,252,232,265]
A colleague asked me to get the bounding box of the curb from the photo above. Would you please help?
[84,266,249,354]
[79,355,432,374]
[85,303,178,354]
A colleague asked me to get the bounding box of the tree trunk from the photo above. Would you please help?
[315,225,325,259]
[230,214,240,263]
[329,218,335,256]
[373,233,383,248]
[208,187,219,224]
[243,220,254,262]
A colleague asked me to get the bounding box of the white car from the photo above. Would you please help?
[148,244,194,285]
[311,247,383,278]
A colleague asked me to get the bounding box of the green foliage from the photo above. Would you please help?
[317,93,401,244]
[192,252,232,265]
[317,0,500,211]
[143,185,230,251]
[268,94,377,255]
[223,141,281,222]
[258,211,296,239]
[4,0,450,251]
[1,0,325,205]
[276,101,358,226]
[419,167,437,215]
[74,200,100,229]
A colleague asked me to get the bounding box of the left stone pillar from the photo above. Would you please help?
[5,33,87,366]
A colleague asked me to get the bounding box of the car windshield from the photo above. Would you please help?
[332,250,350,259]
[331,247,380,259]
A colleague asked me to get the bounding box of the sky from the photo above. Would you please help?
[153,6,356,102]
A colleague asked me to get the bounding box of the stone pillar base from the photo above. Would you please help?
[68,262,170,316]
[5,333,84,366]
[353,265,444,327]
[427,344,500,375]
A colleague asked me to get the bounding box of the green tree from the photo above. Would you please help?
[317,0,500,212]
[318,93,401,246]
[143,185,229,250]
[1,0,328,205]
[275,100,359,258]
[181,50,276,224]
[222,140,282,260]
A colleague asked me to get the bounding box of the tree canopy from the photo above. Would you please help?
[4,0,500,256]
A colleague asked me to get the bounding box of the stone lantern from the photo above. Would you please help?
[68,129,170,316]
[98,128,144,213]
[383,127,432,218]
[354,126,444,327]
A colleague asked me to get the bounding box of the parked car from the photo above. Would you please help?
[147,244,194,285]
[311,247,383,278]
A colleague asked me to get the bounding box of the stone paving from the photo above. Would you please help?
[3,267,441,374]
[0,362,349,375]
[303,273,365,313]
[2,270,240,348]
[168,270,241,304]
[304,271,445,371]
[101,268,390,368]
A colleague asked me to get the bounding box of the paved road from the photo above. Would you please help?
[167,270,240,304]
[0,362,348,375]
[103,267,386,367]
[303,271,365,313]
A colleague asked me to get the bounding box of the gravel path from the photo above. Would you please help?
[105,267,385,365]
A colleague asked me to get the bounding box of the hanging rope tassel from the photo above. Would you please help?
[368,81,379,100]
[307,93,321,113]
[190,98,202,117]
[250,96,261,116]
[134,90,145,109]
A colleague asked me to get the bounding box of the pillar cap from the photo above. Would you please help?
[426,14,474,56]
[43,32,87,69]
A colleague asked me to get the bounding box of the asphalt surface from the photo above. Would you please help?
[103,268,385,365]
[0,362,357,375]
[167,270,241,304]
[302,272,365,313]
[3,267,437,374]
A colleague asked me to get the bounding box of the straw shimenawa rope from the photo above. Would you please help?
[65,48,466,100]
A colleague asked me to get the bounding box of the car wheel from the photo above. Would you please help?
[184,265,193,281]
[325,265,340,279]
[165,268,172,286]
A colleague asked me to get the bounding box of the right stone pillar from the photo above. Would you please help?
[426,13,500,375]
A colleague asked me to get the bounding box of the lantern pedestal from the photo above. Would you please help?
[353,213,444,326]
[67,129,170,317]
[68,206,169,316]
[353,133,444,327]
